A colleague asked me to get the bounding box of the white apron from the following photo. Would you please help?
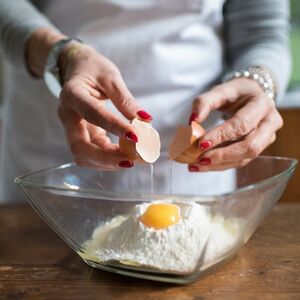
[0,0,235,203]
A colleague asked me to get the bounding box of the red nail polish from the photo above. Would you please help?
[119,161,134,168]
[198,158,211,165]
[137,110,153,121]
[199,140,212,150]
[189,165,199,172]
[125,132,138,143]
[189,112,198,125]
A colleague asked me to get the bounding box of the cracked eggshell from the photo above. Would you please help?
[119,118,161,164]
[168,121,206,164]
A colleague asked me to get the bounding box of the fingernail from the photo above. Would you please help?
[119,161,134,168]
[137,110,153,121]
[198,158,211,165]
[189,112,198,125]
[199,140,212,150]
[189,165,199,172]
[125,132,138,143]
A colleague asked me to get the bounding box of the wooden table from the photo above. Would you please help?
[0,203,299,300]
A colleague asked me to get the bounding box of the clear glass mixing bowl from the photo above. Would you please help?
[15,155,297,284]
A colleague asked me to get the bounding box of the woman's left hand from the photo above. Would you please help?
[188,77,283,172]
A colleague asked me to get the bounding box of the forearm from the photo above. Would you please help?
[26,28,66,77]
[223,0,291,102]
[0,0,61,75]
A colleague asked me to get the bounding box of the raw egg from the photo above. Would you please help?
[168,121,206,164]
[139,203,180,229]
[119,118,161,163]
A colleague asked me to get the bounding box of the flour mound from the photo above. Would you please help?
[84,202,240,274]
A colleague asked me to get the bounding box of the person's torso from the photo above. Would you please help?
[43,0,226,145]
[1,0,230,202]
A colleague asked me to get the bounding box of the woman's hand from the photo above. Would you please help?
[58,43,153,169]
[26,29,152,169]
[188,78,283,172]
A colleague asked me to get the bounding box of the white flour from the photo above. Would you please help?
[83,202,240,274]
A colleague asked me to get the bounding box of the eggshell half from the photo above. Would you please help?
[119,118,161,163]
[168,121,205,164]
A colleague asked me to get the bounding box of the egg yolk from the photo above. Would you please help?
[139,203,180,229]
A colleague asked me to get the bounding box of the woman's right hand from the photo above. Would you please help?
[57,42,153,169]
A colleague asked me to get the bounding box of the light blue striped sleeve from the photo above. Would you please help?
[223,0,291,103]
[0,0,55,72]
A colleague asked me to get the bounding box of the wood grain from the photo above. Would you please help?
[0,203,299,300]
[263,109,300,202]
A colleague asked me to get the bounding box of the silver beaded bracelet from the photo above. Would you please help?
[223,66,277,101]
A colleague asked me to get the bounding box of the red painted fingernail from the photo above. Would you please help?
[137,110,153,121]
[189,165,199,172]
[119,161,134,168]
[189,112,198,125]
[198,158,211,165]
[199,140,212,150]
[125,132,138,143]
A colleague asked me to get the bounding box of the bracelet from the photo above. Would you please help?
[43,37,83,98]
[223,66,277,101]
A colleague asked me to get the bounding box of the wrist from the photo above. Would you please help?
[224,66,277,101]
[235,77,266,94]
[58,42,91,82]
[44,38,86,98]
[26,28,66,77]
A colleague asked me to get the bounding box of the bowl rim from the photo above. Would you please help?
[14,155,298,202]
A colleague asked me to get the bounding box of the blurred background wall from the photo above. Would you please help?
[0,0,299,201]
[264,0,300,202]
[289,0,300,89]
[0,58,4,148]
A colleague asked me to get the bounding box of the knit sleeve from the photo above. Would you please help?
[0,0,56,73]
[223,0,291,102]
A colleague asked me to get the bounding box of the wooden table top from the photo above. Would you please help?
[0,203,299,300]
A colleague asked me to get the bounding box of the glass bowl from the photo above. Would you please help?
[15,155,297,284]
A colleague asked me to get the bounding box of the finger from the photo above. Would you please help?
[188,159,252,172]
[102,72,153,122]
[193,108,282,168]
[197,96,273,150]
[85,124,138,169]
[74,157,134,170]
[60,82,139,140]
[85,122,119,151]
[73,157,119,171]
[189,133,275,172]
[58,105,134,168]
[73,141,134,170]
[190,83,240,124]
